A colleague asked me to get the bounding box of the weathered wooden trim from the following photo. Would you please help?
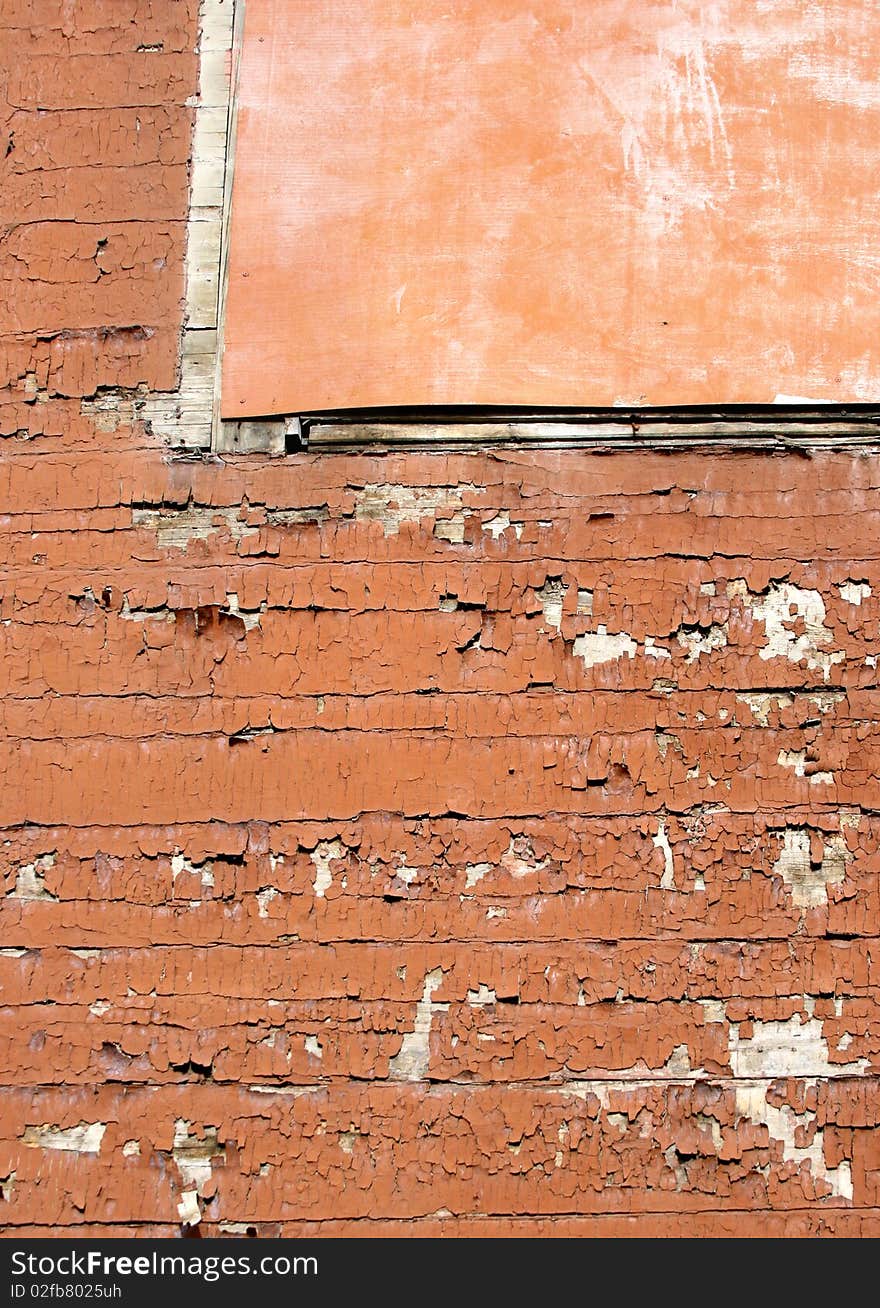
[218,418,287,455]
[134,0,239,451]
[303,412,880,453]
[210,409,880,456]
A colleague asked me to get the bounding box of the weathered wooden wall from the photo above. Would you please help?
[1,0,878,1237]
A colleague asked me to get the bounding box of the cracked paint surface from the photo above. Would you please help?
[1,0,880,1240]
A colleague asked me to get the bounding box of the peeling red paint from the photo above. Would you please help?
[1,0,879,1239]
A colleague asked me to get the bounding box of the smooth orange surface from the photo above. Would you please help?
[6,0,880,1237]
[221,0,880,415]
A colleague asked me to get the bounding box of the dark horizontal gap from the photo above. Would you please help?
[300,401,880,427]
